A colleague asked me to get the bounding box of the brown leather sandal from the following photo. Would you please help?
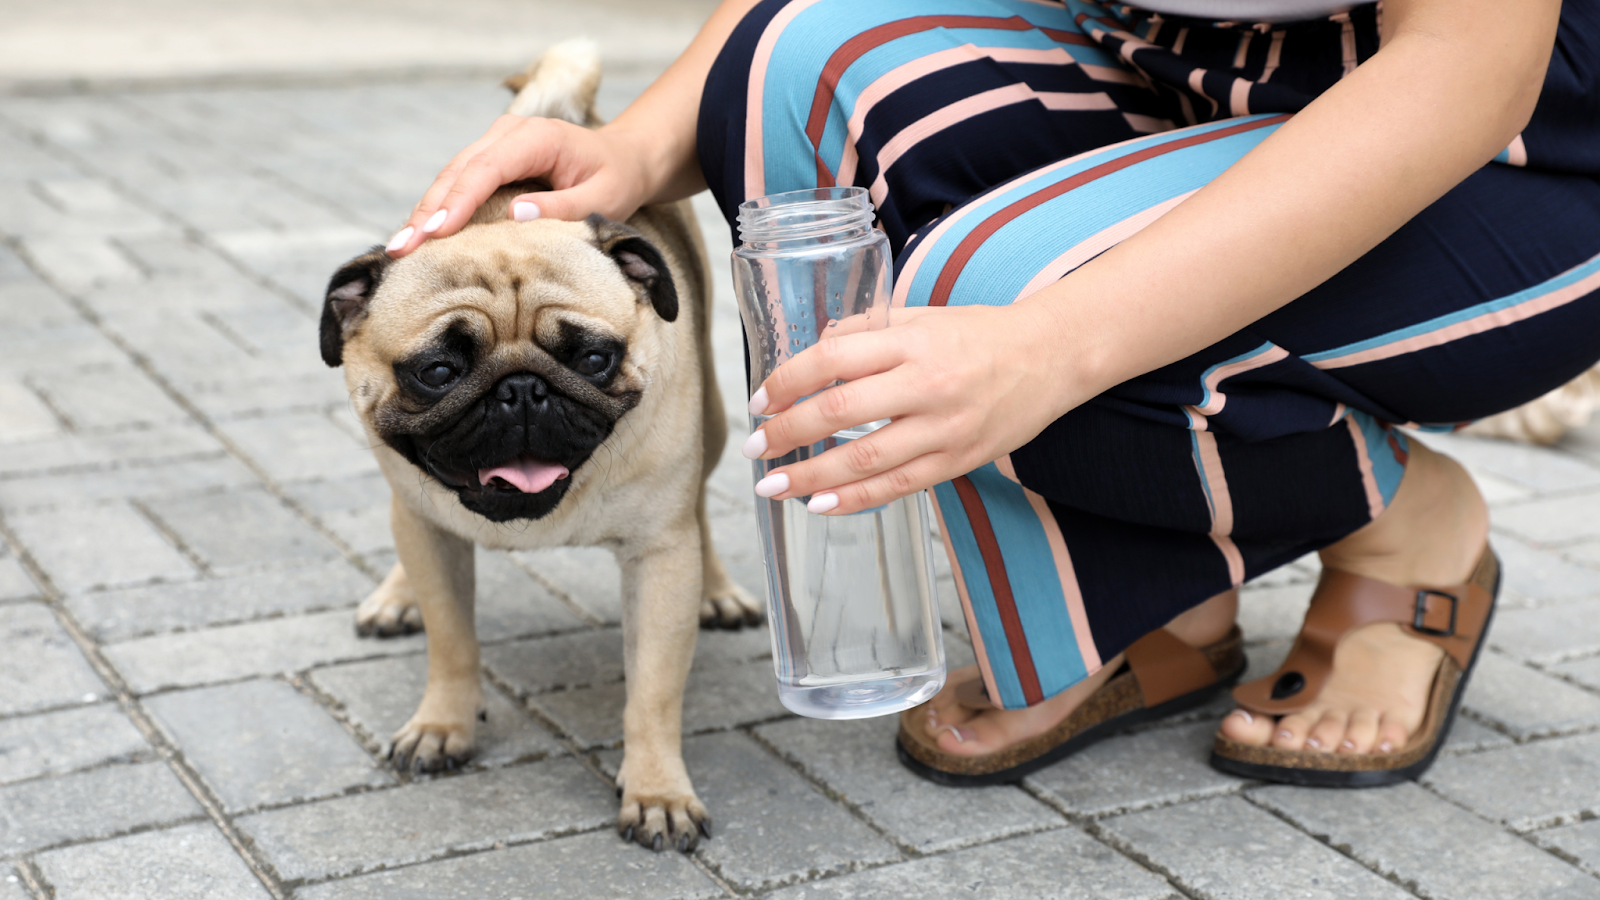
[896,626,1246,787]
[1210,545,1500,787]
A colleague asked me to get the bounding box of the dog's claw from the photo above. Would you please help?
[621,826,634,844]
[677,833,689,853]
[699,816,712,839]
[477,709,488,722]
[652,834,663,853]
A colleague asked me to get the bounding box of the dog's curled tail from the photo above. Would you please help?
[503,39,602,127]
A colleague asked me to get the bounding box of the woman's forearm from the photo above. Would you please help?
[1024,0,1560,416]
[604,0,768,206]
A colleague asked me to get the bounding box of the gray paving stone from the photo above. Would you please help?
[29,363,190,430]
[0,761,201,854]
[66,558,373,643]
[189,372,352,420]
[512,547,624,623]
[308,655,562,766]
[0,422,221,477]
[112,234,249,282]
[707,508,769,600]
[0,455,258,510]
[647,731,897,891]
[0,868,25,900]
[106,608,423,693]
[1236,583,1309,645]
[216,411,377,484]
[237,760,615,882]
[1025,720,1246,817]
[528,659,787,749]
[0,380,59,443]
[1427,432,1600,493]
[141,486,341,574]
[295,830,722,900]
[0,703,150,785]
[1495,535,1600,607]
[755,714,1059,853]
[486,625,772,697]
[144,678,392,812]
[1537,820,1600,880]
[6,501,194,593]
[1443,713,1516,755]
[1099,795,1411,900]
[0,603,106,715]
[33,822,273,900]
[1254,782,1600,900]
[475,550,591,640]
[1496,491,1600,547]
[0,551,38,600]
[762,827,1176,900]
[1425,732,1600,831]
[17,235,146,291]
[1550,655,1600,693]
[1461,651,1600,740]
[0,323,122,375]
[1490,599,1600,664]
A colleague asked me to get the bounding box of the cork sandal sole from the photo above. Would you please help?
[896,630,1246,788]
[1209,551,1500,787]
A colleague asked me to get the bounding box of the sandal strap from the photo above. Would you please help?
[1233,547,1498,716]
[1125,627,1220,707]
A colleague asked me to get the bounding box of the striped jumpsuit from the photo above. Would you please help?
[696,0,1600,710]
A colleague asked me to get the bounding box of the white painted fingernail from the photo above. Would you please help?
[1231,710,1253,724]
[741,429,767,460]
[1378,741,1394,754]
[422,209,449,233]
[807,493,839,514]
[513,201,540,222]
[1277,729,1294,743]
[754,472,788,498]
[385,226,414,253]
[748,385,770,416]
[1305,737,1322,750]
[1340,740,1356,751]
[943,726,965,744]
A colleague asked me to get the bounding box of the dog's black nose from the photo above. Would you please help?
[493,373,550,410]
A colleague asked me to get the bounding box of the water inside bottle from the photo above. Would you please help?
[755,423,945,719]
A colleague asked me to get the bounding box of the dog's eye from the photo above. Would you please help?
[573,351,612,377]
[417,363,458,388]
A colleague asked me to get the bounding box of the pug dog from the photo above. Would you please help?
[318,40,761,852]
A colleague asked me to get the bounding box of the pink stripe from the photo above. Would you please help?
[1328,401,1348,427]
[1022,481,1104,672]
[1313,258,1600,370]
[1232,32,1250,69]
[867,85,1116,209]
[1172,26,1189,55]
[744,0,829,199]
[1193,431,1246,585]
[1184,405,1208,432]
[1261,30,1284,82]
[1186,68,1217,117]
[1195,345,1289,415]
[927,491,1006,710]
[1123,112,1172,133]
[1345,416,1386,519]
[1014,190,1196,299]
[993,454,1021,483]
[1336,14,1357,76]
[1505,134,1528,167]
[1229,78,1251,117]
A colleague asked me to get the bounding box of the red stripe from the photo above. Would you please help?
[952,474,1043,705]
[929,114,1288,306]
[804,15,1094,186]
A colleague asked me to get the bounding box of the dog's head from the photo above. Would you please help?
[320,211,678,523]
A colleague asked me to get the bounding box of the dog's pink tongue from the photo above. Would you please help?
[478,457,569,493]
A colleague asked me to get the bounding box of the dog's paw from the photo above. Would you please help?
[386,715,476,774]
[355,568,422,638]
[616,781,711,853]
[699,581,763,630]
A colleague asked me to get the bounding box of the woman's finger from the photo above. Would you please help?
[805,449,963,516]
[754,416,956,503]
[748,367,933,460]
[752,306,949,414]
[387,116,529,257]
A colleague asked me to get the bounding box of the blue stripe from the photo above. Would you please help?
[1350,410,1406,505]
[763,0,1083,196]
[815,27,1124,175]
[1304,250,1600,365]
[1193,342,1274,411]
[966,465,1088,699]
[931,478,1028,708]
[1188,431,1219,523]
[902,116,1282,307]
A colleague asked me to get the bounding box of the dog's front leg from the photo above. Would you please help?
[387,495,481,772]
[616,524,709,852]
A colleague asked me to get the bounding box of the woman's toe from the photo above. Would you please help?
[1339,709,1381,754]
[1218,708,1274,745]
[1374,714,1411,755]
[1270,712,1317,750]
[1305,711,1349,753]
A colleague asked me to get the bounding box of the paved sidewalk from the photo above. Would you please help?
[3,5,1600,899]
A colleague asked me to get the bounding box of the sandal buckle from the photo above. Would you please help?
[1413,589,1458,637]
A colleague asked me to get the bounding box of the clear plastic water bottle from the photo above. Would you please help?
[732,186,945,720]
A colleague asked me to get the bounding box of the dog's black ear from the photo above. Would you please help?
[320,246,390,367]
[588,214,678,322]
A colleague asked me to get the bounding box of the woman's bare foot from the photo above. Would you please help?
[924,589,1238,756]
[1217,440,1489,754]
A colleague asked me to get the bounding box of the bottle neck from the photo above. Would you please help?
[737,187,877,253]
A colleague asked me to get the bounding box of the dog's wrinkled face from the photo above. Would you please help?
[320,215,678,522]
